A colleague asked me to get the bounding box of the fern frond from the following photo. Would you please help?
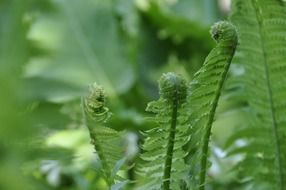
[227,0,286,189]
[186,21,238,190]
[82,83,124,186]
[136,72,189,190]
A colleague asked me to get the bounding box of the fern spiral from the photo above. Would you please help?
[83,83,111,122]
[186,21,237,190]
[82,83,123,187]
[159,72,187,104]
[160,73,187,190]
[137,72,189,190]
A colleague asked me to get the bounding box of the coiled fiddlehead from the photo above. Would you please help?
[159,72,187,105]
[82,83,123,187]
[137,72,189,190]
[210,21,237,44]
[186,21,237,190]
[83,83,111,122]
[159,73,187,190]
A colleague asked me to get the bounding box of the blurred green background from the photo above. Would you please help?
[0,0,237,189]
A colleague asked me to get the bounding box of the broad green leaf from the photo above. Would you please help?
[25,0,135,102]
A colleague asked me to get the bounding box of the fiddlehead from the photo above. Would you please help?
[159,73,187,190]
[210,21,237,44]
[137,72,189,190]
[186,21,238,190]
[83,83,111,122]
[82,83,123,187]
[159,72,187,104]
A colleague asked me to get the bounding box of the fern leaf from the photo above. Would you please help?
[137,72,189,190]
[186,21,238,190]
[227,0,286,189]
[82,83,124,186]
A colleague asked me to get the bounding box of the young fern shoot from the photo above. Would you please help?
[186,21,238,190]
[82,21,238,190]
[82,83,124,187]
[137,73,189,190]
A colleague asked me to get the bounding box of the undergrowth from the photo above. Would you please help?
[82,0,286,189]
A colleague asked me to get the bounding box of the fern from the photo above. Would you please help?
[135,21,238,190]
[226,0,286,189]
[82,83,125,187]
[136,72,190,190]
[79,1,286,189]
[186,21,238,190]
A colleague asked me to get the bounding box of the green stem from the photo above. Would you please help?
[162,94,178,190]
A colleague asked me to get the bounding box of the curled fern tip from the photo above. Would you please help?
[210,21,237,43]
[83,82,110,121]
[159,72,187,104]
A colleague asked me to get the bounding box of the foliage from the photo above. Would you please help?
[136,73,189,190]
[186,21,237,190]
[2,0,286,190]
[224,0,286,189]
[82,83,125,187]
[82,20,237,189]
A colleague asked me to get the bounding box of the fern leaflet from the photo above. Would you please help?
[227,0,286,189]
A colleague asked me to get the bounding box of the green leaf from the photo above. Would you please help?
[25,0,135,102]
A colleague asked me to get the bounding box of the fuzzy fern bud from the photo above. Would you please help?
[159,72,187,105]
[83,83,110,122]
[210,21,237,43]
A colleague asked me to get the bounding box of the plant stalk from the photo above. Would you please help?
[162,94,178,190]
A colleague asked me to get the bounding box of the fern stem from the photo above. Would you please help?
[162,95,178,190]
[251,0,284,188]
